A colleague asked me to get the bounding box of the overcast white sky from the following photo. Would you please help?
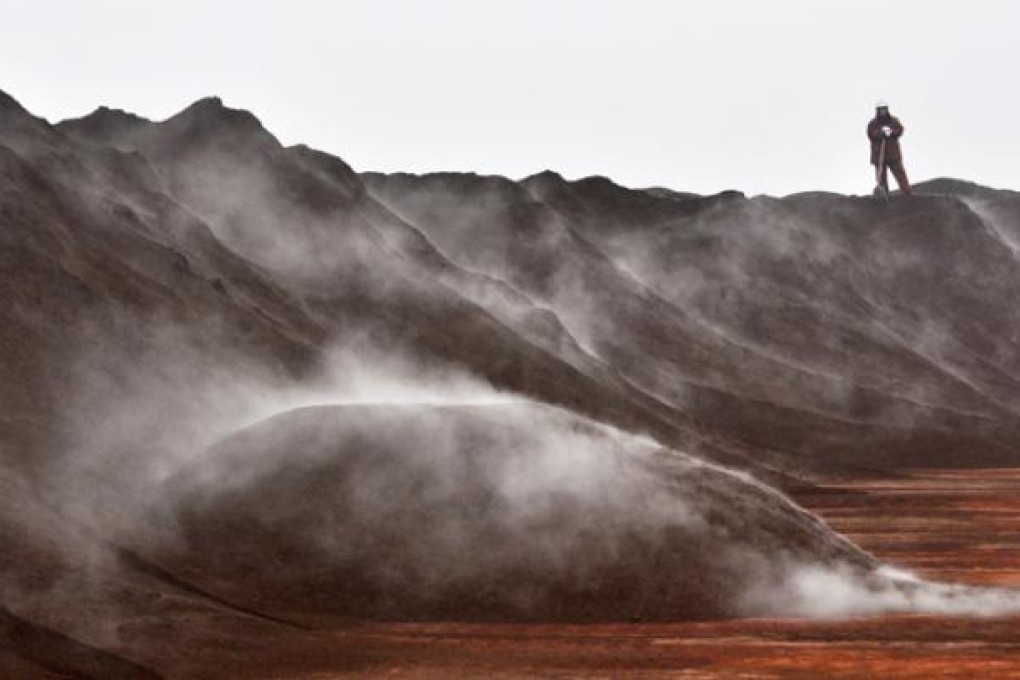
[2,1,1017,196]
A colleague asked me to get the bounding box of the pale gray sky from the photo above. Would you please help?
[2,1,1017,195]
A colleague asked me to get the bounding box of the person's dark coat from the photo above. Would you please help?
[867,114,904,164]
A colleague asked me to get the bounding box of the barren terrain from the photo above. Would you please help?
[4,90,1020,677]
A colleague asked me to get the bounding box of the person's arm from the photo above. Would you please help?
[867,120,883,141]
[889,117,904,138]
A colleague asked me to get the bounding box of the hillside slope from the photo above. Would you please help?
[1,89,1019,674]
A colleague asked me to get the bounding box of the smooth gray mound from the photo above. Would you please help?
[156,402,875,622]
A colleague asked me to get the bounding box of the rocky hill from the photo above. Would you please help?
[3,89,1020,675]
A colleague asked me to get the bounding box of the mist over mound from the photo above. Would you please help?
[3,89,1020,673]
[155,402,872,622]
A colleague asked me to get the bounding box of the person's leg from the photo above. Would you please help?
[889,160,912,194]
[874,162,889,191]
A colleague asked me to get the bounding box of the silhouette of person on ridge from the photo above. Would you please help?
[867,101,912,196]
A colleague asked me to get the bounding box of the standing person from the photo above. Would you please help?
[867,101,912,195]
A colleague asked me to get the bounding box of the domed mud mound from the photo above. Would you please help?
[153,403,875,622]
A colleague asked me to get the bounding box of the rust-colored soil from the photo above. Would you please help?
[797,469,1020,588]
[298,469,1020,679]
